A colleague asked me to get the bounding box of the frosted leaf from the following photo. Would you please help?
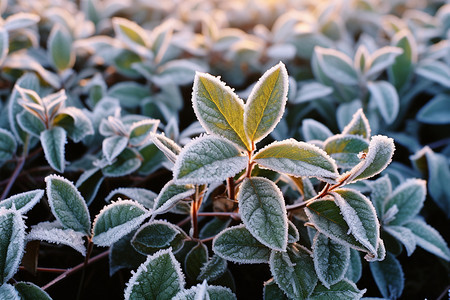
[238,177,288,251]
[0,189,44,214]
[368,81,399,125]
[314,46,359,85]
[254,139,339,184]
[293,81,333,104]
[345,249,362,283]
[341,108,371,139]
[366,46,403,78]
[287,220,300,244]
[173,135,247,184]
[3,12,40,31]
[309,278,366,299]
[92,199,149,246]
[128,119,159,146]
[302,119,333,142]
[323,134,369,168]
[14,282,52,300]
[102,135,128,163]
[173,283,236,300]
[384,225,416,256]
[150,133,182,163]
[153,180,195,215]
[41,127,67,173]
[112,17,151,59]
[101,148,142,177]
[198,254,227,282]
[382,205,398,225]
[105,187,157,209]
[0,128,17,161]
[185,242,208,283]
[26,220,87,256]
[124,249,185,300]
[212,224,271,264]
[53,106,94,143]
[0,283,20,300]
[369,175,392,217]
[369,252,404,299]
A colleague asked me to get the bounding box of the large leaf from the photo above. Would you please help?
[0,208,25,284]
[369,252,404,299]
[92,200,148,246]
[192,72,250,150]
[3,12,40,31]
[323,134,369,168]
[384,179,426,226]
[212,224,271,264]
[309,278,366,299]
[244,62,288,145]
[47,24,74,71]
[314,47,359,85]
[173,135,247,184]
[0,129,17,161]
[367,81,399,125]
[40,127,67,173]
[153,180,195,215]
[0,190,44,214]
[238,177,288,251]
[14,282,52,300]
[254,139,338,184]
[124,249,185,300]
[45,175,91,235]
[416,94,450,124]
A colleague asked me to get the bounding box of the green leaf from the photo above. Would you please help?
[341,108,370,139]
[103,135,128,163]
[138,143,166,175]
[367,81,399,124]
[254,139,339,184]
[199,218,231,240]
[0,128,16,161]
[416,59,450,88]
[384,179,426,226]
[109,230,146,276]
[131,220,186,255]
[403,218,450,261]
[366,46,403,78]
[0,208,25,284]
[173,135,247,184]
[244,62,288,144]
[14,282,52,300]
[212,224,271,264]
[287,220,300,244]
[314,46,359,85]
[293,81,333,104]
[129,119,159,146]
[342,135,395,183]
[238,177,288,251]
[345,249,362,283]
[302,119,333,142]
[53,107,94,142]
[45,175,90,235]
[264,279,289,300]
[41,127,67,173]
[47,24,74,71]
[0,28,8,66]
[332,189,380,255]
[416,94,450,124]
[105,187,157,209]
[0,190,44,214]
[150,133,181,163]
[107,82,151,109]
[323,134,369,168]
[76,168,104,206]
[313,233,350,288]
[172,283,236,300]
[388,30,417,90]
[3,12,40,31]
[185,243,208,283]
[152,59,207,86]
[369,252,404,299]
[269,244,318,299]
[369,175,392,218]
[92,199,149,246]
[309,278,366,299]
[383,226,416,256]
[153,180,195,214]
[112,17,151,59]
[17,110,45,138]
[124,249,185,300]
[192,72,250,150]
[0,284,20,300]
[102,148,142,177]
[198,254,227,282]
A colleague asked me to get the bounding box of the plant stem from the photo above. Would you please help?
[198,211,240,219]
[76,239,94,300]
[19,266,66,273]
[226,177,235,200]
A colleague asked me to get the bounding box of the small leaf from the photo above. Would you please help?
[153,180,195,214]
[0,208,25,284]
[302,119,333,142]
[341,109,371,139]
[45,175,90,235]
[41,127,67,173]
[384,179,426,226]
[254,139,339,184]
[383,226,416,256]
[199,218,231,240]
[269,244,318,299]
[107,82,151,109]
[309,278,366,299]
[369,175,392,217]
[17,110,45,138]
[323,134,369,168]
[366,46,403,78]
[103,135,128,163]
[388,30,417,90]
[152,59,207,86]
[150,133,181,163]
[102,148,142,177]
[416,59,450,88]
[314,46,359,85]
[345,249,362,283]
[212,224,271,264]
[238,177,288,251]
[76,168,104,206]
[192,72,250,150]
[367,81,399,124]
[185,243,208,283]
[112,17,150,59]
[0,128,16,161]
[198,254,227,282]
[124,249,185,300]
[244,62,288,144]
[403,218,450,261]
[173,135,247,184]
[0,190,44,214]
[263,279,289,300]
[129,119,159,146]
[313,233,350,288]
[3,12,40,31]
[53,107,94,142]
[105,187,157,209]
[47,24,75,71]
[293,81,333,104]
[287,220,300,244]
[14,282,52,300]
[0,284,20,300]
[172,283,236,300]
[109,230,146,276]
[92,199,149,247]
[369,252,404,299]
[416,94,450,124]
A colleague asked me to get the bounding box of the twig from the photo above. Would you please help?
[76,239,94,300]
[197,212,240,219]
[436,285,450,300]
[19,266,66,274]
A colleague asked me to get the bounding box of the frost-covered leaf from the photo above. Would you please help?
[129,119,159,146]
[47,24,74,71]
[293,81,333,104]
[269,244,317,299]
[309,278,366,299]
[324,134,369,168]
[341,108,370,139]
[366,46,403,78]
[198,254,227,282]
[112,17,150,59]
[212,224,271,264]
[14,282,52,300]
[92,199,148,247]
[342,135,395,183]
[26,221,87,256]
[0,284,19,300]
[138,143,166,175]
[369,175,392,217]
[53,107,94,142]
[109,230,146,276]
[192,72,250,150]
[263,279,289,300]
[0,208,25,284]
[244,62,288,144]
[0,128,16,161]
[314,47,359,85]
[313,233,350,288]
[345,249,362,283]
[185,243,208,283]
[41,127,67,173]
[17,110,45,138]
[0,190,44,214]
[0,27,8,66]
[172,283,236,300]
[369,252,404,299]
[384,226,416,256]
[152,59,207,86]
[332,189,379,255]
[107,82,151,109]
[76,168,104,206]
[124,249,184,300]
[388,30,417,90]
[384,179,426,226]
[416,59,450,88]
[238,177,288,251]
[199,218,231,240]
[173,135,247,184]
[150,133,181,163]
[103,135,128,163]
[102,148,142,177]
[105,187,157,209]
[287,220,300,244]
[153,180,195,214]
[3,12,40,31]
[45,175,90,235]
[367,81,399,124]
[416,94,450,124]
[131,220,186,255]
[254,139,338,184]
[302,119,333,142]
[403,218,450,261]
